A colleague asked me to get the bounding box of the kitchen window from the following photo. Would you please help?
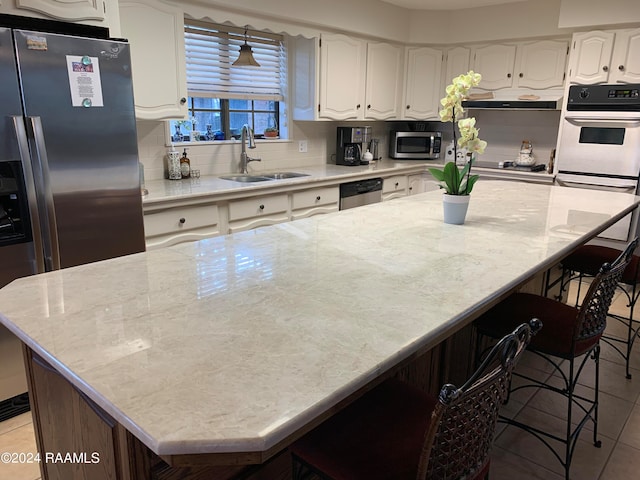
[169,21,285,142]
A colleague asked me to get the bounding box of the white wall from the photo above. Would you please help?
[182,0,412,42]
[407,0,568,44]
[559,0,640,28]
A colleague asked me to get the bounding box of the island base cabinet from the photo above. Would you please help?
[23,346,294,480]
[25,348,128,480]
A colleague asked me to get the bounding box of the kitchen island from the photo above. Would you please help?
[0,181,638,480]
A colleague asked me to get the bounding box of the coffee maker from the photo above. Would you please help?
[336,126,371,166]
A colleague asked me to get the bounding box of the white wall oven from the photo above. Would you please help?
[555,84,640,244]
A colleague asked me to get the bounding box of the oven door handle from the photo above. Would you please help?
[556,178,637,192]
[564,117,640,127]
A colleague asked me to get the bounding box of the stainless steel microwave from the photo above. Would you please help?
[389,131,442,159]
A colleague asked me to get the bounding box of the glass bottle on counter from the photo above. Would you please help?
[180,148,191,178]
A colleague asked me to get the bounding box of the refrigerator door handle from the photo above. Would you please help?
[26,116,60,271]
[12,116,46,274]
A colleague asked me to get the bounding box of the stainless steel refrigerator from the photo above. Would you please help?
[0,25,145,420]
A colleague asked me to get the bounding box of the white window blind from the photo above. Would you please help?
[185,21,284,101]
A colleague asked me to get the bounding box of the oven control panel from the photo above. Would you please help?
[567,84,640,111]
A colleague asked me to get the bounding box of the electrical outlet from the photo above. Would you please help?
[298,140,308,153]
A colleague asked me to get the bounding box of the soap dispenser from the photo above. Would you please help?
[180,148,191,178]
[167,144,181,180]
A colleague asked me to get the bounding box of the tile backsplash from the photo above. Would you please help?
[137,110,561,181]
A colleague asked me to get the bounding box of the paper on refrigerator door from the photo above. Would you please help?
[66,55,104,107]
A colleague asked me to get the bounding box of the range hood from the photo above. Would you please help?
[462,89,564,110]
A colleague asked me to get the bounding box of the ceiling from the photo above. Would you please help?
[379,0,530,10]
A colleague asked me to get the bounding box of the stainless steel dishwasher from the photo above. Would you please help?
[339,178,383,210]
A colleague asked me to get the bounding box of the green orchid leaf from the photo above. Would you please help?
[465,174,480,194]
[443,162,460,194]
[428,168,446,182]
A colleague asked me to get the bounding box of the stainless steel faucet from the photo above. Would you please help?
[240,124,261,173]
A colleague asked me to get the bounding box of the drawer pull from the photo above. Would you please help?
[395,182,399,187]
[259,204,265,211]
[316,196,321,201]
[179,217,186,224]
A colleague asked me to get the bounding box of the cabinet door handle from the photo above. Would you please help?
[406,105,410,109]
[180,97,187,104]
[619,64,625,71]
[259,204,265,210]
[179,217,186,224]
[367,104,371,109]
[316,196,321,201]
[519,72,523,78]
[602,65,609,72]
[507,73,512,78]
[356,104,361,109]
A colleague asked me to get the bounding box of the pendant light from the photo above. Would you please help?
[232,26,260,67]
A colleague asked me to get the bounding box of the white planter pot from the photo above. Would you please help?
[442,194,470,225]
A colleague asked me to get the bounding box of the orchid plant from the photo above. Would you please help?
[429,71,487,195]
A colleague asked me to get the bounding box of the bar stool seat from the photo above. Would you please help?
[562,244,640,378]
[477,293,598,358]
[563,245,640,285]
[290,320,540,480]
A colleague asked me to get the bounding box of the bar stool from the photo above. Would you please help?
[561,243,640,378]
[474,237,637,480]
[290,319,540,480]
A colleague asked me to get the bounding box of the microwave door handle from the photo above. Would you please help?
[12,116,46,273]
[27,116,60,272]
[430,135,434,155]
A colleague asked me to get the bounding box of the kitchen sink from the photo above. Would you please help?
[219,175,273,182]
[219,172,310,182]
[261,172,310,179]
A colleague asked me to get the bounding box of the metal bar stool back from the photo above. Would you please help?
[290,320,541,480]
[561,243,640,378]
[474,237,638,480]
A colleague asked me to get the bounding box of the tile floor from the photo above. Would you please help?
[1,281,640,480]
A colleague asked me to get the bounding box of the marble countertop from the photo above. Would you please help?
[142,160,431,205]
[142,159,554,206]
[0,181,635,458]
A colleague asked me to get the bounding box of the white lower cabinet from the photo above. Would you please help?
[291,186,339,220]
[144,203,220,249]
[408,173,440,195]
[228,194,289,234]
[144,173,430,247]
[382,175,409,201]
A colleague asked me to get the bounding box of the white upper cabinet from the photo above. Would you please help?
[472,40,568,90]
[568,31,615,84]
[568,28,640,84]
[471,44,517,90]
[319,34,366,120]
[610,28,640,83]
[444,46,470,84]
[16,0,104,20]
[402,46,443,120]
[119,0,187,120]
[515,40,568,89]
[365,41,402,120]
[0,0,120,34]
[293,34,401,121]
